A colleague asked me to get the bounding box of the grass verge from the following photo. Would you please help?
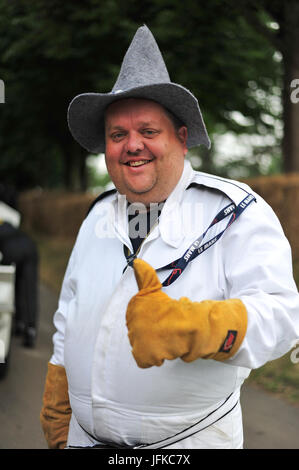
[31,230,299,407]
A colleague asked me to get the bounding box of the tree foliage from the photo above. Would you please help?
[0,0,295,190]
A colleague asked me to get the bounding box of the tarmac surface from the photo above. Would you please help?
[0,282,298,449]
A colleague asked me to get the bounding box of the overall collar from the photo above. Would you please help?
[157,160,194,248]
[109,159,195,250]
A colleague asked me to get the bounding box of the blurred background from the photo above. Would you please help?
[0,0,299,449]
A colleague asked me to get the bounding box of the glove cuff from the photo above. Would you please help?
[212,298,247,361]
[180,298,248,363]
[40,362,71,449]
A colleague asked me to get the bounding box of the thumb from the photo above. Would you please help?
[133,259,162,293]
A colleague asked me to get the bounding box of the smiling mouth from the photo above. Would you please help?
[124,160,153,167]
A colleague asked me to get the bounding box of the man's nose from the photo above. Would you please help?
[125,132,144,153]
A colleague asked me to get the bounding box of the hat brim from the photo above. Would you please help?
[67,83,211,154]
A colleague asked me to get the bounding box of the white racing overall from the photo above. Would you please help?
[50,160,299,449]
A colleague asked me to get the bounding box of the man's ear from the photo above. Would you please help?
[178,126,188,155]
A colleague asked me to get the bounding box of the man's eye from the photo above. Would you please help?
[142,129,158,137]
[111,133,125,141]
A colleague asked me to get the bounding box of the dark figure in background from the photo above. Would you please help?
[0,183,39,347]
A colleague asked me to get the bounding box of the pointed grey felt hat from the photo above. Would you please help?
[67,25,210,153]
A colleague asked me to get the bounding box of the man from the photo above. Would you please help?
[40,26,299,449]
[0,184,38,347]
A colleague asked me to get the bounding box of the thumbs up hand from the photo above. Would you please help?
[126,259,190,368]
[126,259,248,369]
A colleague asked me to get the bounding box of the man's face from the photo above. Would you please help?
[104,98,188,205]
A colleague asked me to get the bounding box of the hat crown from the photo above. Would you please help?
[67,25,211,153]
[112,25,170,93]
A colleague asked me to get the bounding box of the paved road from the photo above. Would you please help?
[0,283,298,449]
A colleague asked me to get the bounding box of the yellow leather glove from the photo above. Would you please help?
[40,362,72,449]
[126,259,247,368]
